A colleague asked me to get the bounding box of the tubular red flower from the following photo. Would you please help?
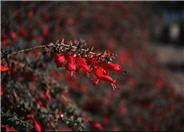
[93,67,116,84]
[93,66,105,78]
[76,56,92,72]
[65,53,76,72]
[54,53,65,67]
[95,62,121,72]
[99,75,116,84]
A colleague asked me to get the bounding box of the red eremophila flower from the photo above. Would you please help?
[93,66,116,84]
[76,56,92,73]
[54,53,66,67]
[52,40,123,90]
[95,62,121,74]
[65,53,77,76]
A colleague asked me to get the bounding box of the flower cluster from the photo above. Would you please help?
[52,40,122,91]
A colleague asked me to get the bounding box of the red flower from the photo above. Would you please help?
[26,114,34,119]
[2,40,7,46]
[52,47,123,90]
[93,66,116,84]
[34,120,41,132]
[28,10,33,18]
[10,32,17,40]
[65,53,77,77]
[65,53,76,71]
[89,121,103,130]
[1,59,9,71]
[95,62,121,72]
[92,66,119,91]
[2,125,17,132]
[76,56,92,73]
[54,53,66,67]
[1,65,9,71]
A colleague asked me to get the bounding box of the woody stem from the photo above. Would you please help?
[6,41,96,58]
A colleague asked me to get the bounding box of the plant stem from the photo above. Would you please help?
[9,44,53,57]
[7,41,96,57]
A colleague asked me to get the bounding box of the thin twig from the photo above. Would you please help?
[8,44,53,57]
